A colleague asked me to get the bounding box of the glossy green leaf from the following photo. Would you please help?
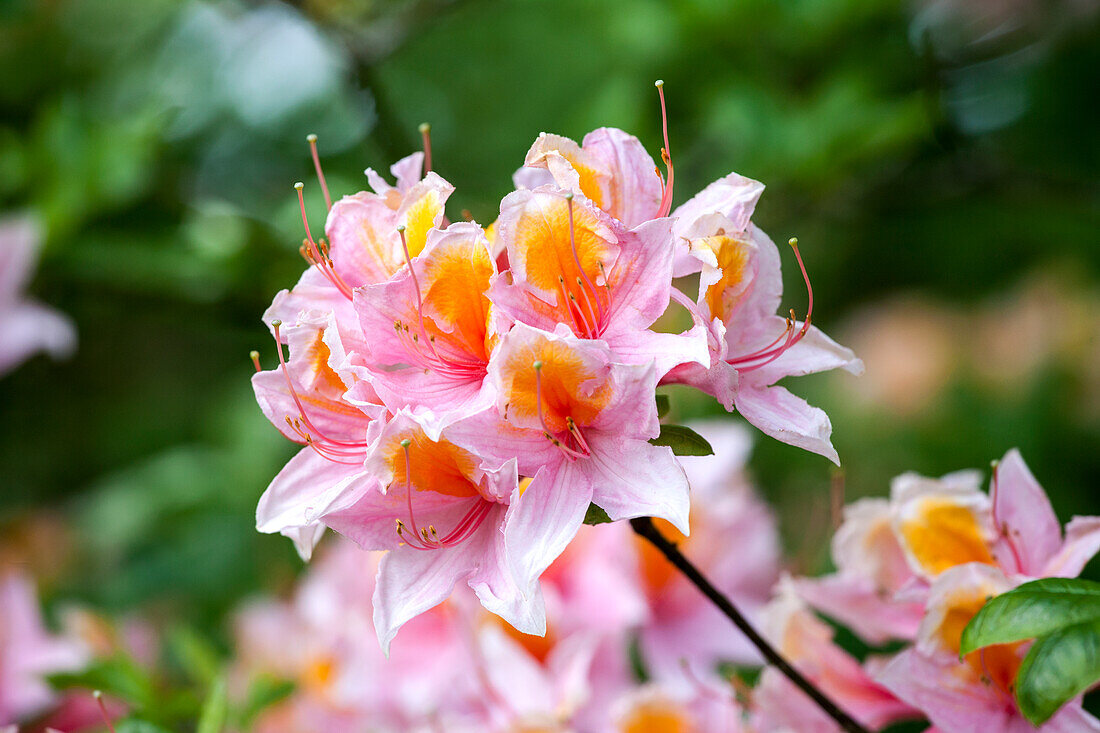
[960,578,1100,656]
[1016,618,1100,725]
[960,578,1100,725]
[655,393,671,419]
[649,424,713,456]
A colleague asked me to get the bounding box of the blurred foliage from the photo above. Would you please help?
[0,1,1098,711]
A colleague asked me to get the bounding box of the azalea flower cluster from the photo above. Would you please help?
[251,101,861,649]
[767,448,1100,733]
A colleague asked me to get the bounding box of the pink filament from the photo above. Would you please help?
[296,184,354,300]
[656,81,675,218]
[307,134,332,211]
[727,238,815,372]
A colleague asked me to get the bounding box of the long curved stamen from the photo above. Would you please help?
[419,123,433,173]
[727,237,817,371]
[655,80,675,218]
[295,183,354,300]
[787,237,813,341]
[564,193,606,332]
[306,134,332,211]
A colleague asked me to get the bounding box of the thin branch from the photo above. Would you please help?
[630,516,870,733]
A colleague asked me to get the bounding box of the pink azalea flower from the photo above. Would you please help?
[875,563,1100,733]
[632,421,780,686]
[233,539,484,731]
[472,621,599,732]
[481,522,648,733]
[520,128,664,229]
[446,323,691,621]
[797,449,1100,644]
[662,197,862,464]
[752,580,916,733]
[610,681,745,733]
[354,220,506,417]
[0,215,76,377]
[321,153,453,293]
[510,113,858,462]
[252,306,384,560]
[320,409,539,651]
[487,185,708,378]
[0,573,87,725]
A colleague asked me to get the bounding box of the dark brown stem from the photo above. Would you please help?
[630,516,870,733]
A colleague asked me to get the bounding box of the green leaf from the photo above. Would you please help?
[649,424,713,456]
[960,578,1100,656]
[583,503,612,525]
[655,393,671,419]
[197,673,228,733]
[1016,618,1100,725]
[959,578,1100,725]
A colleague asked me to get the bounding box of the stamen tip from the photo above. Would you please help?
[93,690,103,700]
[395,224,406,233]
[400,438,412,448]
[294,181,304,191]
[249,350,260,360]
[563,191,574,201]
[788,237,799,247]
[271,319,283,328]
[532,360,543,371]
[418,122,431,134]
[306,133,318,143]
[654,79,664,88]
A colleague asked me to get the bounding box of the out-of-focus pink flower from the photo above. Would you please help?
[234,539,483,731]
[610,681,745,733]
[876,563,1100,733]
[633,421,780,686]
[0,216,75,377]
[0,573,87,725]
[752,580,916,733]
[797,449,1100,645]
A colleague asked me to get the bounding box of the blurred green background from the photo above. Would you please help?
[1,0,1098,660]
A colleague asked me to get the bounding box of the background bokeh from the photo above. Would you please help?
[1,0,1098,714]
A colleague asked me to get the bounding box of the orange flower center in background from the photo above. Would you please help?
[899,497,994,577]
